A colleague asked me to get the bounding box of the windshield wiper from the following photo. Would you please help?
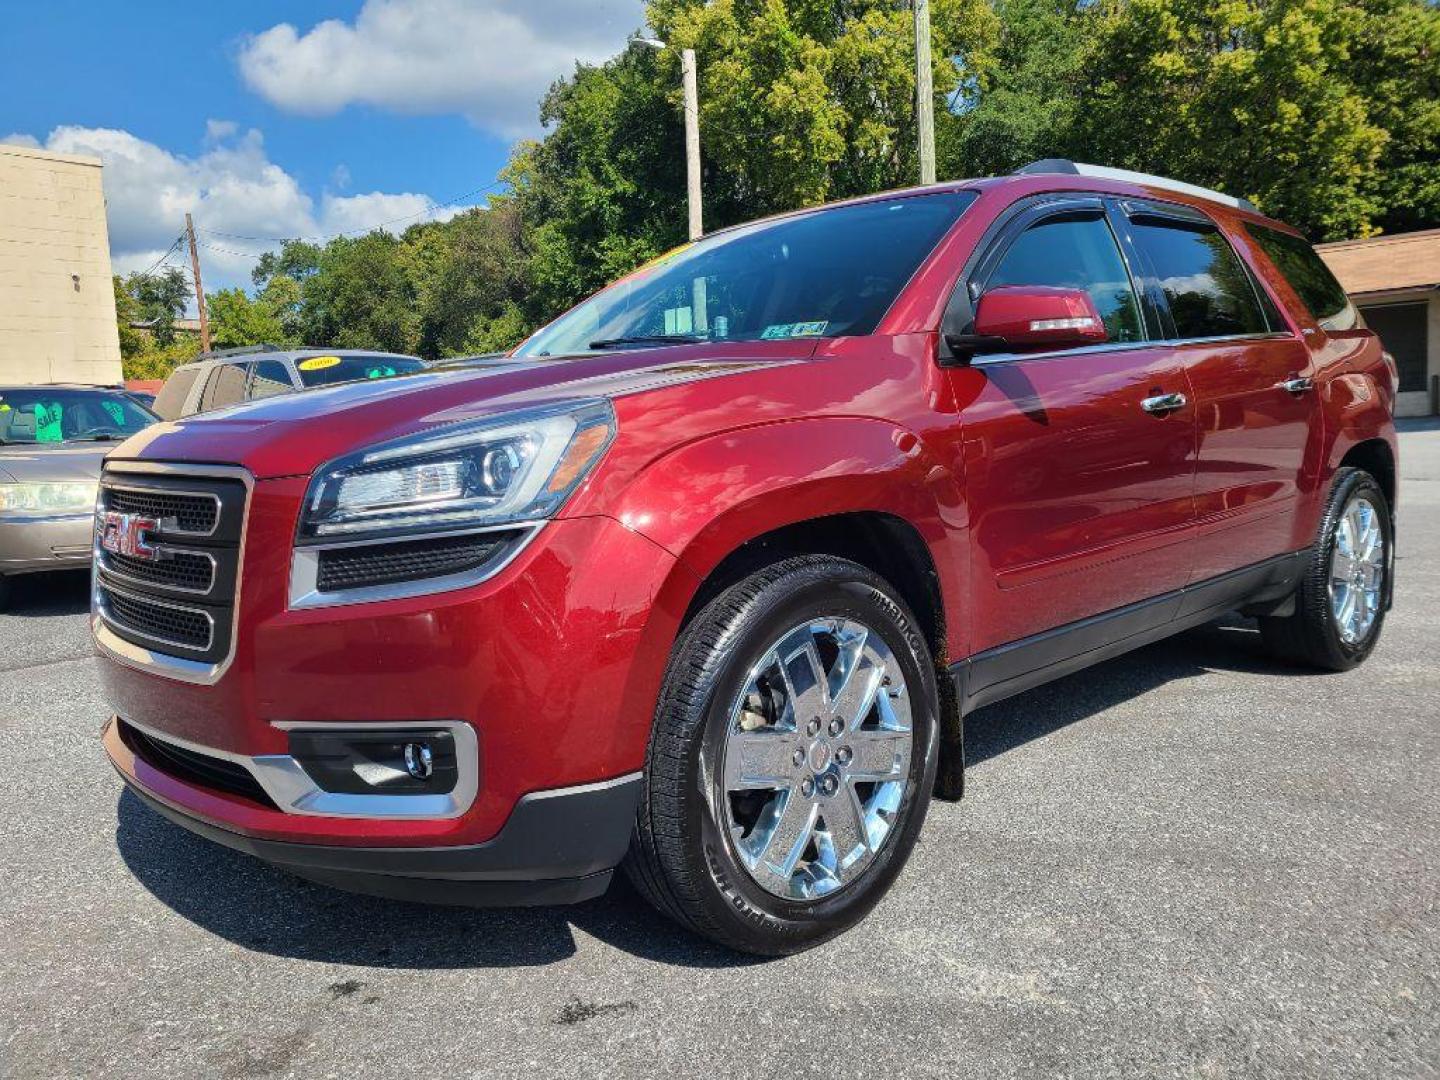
[67,433,127,443]
[588,333,705,350]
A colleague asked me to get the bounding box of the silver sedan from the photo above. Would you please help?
[0,385,157,609]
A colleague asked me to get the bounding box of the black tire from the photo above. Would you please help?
[1260,467,1392,671]
[624,555,940,956]
[0,575,9,613]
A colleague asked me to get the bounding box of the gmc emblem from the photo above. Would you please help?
[100,512,160,561]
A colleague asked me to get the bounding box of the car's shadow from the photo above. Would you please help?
[116,617,1326,970]
[1,570,90,617]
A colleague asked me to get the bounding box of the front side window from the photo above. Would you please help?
[1245,224,1356,330]
[0,389,156,445]
[984,213,1145,343]
[1130,220,1269,339]
[515,192,976,357]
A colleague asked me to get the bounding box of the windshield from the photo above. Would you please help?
[294,353,427,388]
[514,192,976,357]
[0,388,157,445]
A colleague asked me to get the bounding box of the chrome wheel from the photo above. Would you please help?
[1329,496,1385,645]
[719,618,913,901]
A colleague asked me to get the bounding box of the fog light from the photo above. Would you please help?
[288,728,459,796]
[403,741,433,780]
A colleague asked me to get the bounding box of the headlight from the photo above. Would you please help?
[0,481,99,513]
[297,400,616,542]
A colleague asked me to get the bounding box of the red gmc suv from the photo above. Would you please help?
[96,161,1397,955]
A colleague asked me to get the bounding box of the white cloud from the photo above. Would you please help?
[2,133,42,148]
[237,0,645,136]
[21,125,474,293]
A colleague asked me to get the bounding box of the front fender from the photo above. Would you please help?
[604,416,968,653]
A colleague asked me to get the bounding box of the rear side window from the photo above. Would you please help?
[152,366,200,420]
[1245,224,1356,329]
[248,359,295,401]
[197,363,248,412]
[985,213,1144,343]
[1130,219,1269,339]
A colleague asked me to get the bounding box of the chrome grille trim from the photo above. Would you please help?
[95,580,215,653]
[92,462,254,686]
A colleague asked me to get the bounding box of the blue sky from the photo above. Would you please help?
[1,0,645,290]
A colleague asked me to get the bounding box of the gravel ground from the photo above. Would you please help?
[2,423,1437,1079]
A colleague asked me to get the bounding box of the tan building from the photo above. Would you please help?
[1317,229,1440,418]
[0,143,122,385]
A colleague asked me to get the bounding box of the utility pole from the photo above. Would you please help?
[681,47,703,240]
[184,213,212,353]
[914,0,936,185]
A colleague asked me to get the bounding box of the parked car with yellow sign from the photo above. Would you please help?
[0,384,158,609]
[151,346,427,420]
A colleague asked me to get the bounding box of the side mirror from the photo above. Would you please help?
[945,286,1108,361]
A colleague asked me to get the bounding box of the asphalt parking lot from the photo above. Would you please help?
[2,423,1437,1080]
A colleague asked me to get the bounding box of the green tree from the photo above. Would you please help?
[296,232,420,353]
[207,287,291,350]
[942,0,1086,178]
[123,267,190,345]
[1066,0,1438,239]
[112,275,144,359]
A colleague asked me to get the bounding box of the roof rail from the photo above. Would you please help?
[195,343,287,362]
[1013,159,1259,214]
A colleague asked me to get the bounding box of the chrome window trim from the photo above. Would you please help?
[968,331,1298,368]
[101,481,223,537]
[95,579,215,654]
[97,545,218,597]
[123,715,482,819]
[92,462,253,686]
[287,521,544,611]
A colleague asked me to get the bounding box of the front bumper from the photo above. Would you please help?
[106,716,643,905]
[0,512,93,574]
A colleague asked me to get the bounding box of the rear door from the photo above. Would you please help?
[1118,202,1318,583]
[953,197,1198,654]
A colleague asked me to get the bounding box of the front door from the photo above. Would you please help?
[950,200,1198,655]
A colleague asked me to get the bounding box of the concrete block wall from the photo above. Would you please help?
[0,143,122,385]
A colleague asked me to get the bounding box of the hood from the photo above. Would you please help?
[0,442,111,483]
[107,341,814,480]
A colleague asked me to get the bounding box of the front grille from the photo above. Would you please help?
[315,529,523,593]
[121,719,276,808]
[106,486,218,534]
[102,549,215,593]
[99,585,213,651]
[96,470,247,666]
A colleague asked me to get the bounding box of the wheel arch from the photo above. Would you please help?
[613,417,970,802]
[1336,437,1396,512]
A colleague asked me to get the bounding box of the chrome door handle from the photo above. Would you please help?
[1281,376,1314,393]
[1141,392,1187,415]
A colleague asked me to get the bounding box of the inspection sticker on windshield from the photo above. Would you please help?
[298,355,342,372]
[761,321,828,339]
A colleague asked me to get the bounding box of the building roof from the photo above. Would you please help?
[0,141,102,169]
[1316,228,1440,297]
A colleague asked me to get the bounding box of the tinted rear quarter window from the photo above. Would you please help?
[152,366,200,420]
[1245,224,1355,329]
[1130,218,1269,339]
